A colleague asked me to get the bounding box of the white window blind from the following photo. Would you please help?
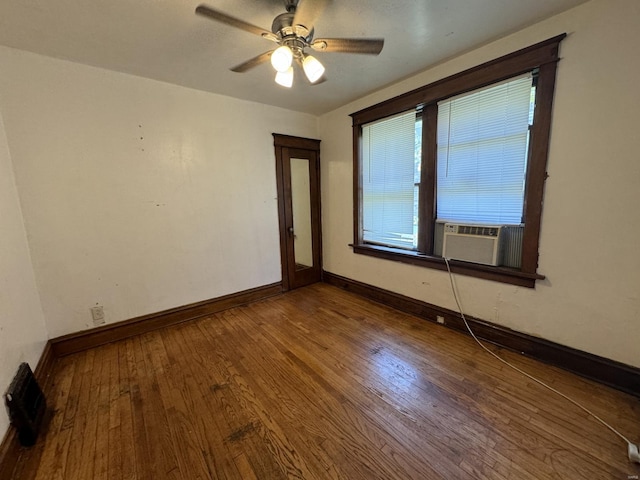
[437,75,533,224]
[362,110,418,249]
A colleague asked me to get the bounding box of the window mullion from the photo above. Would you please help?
[418,104,438,254]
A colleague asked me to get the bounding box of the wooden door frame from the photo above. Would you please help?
[273,134,322,291]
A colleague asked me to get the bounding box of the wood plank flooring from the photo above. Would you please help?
[10,283,640,479]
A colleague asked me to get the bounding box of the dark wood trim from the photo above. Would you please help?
[273,134,323,291]
[352,124,362,246]
[33,341,56,394]
[274,141,291,291]
[353,244,542,288]
[0,424,18,480]
[272,134,320,150]
[0,420,19,480]
[350,34,566,125]
[323,271,640,397]
[310,148,323,286]
[420,104,438,254]
[521,62,558,272]
[0,341,56,480]
[51,282,282,357]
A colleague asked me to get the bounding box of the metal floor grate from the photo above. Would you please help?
[4,362,47,446]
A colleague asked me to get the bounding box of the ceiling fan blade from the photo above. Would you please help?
[230,51,274,73]
[293,0,331,31]
[311,38,384,55]
[195,4,274,39]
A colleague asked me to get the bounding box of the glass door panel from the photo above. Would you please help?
[290,157,313,270]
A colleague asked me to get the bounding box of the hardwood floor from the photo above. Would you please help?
[10,283,640,479]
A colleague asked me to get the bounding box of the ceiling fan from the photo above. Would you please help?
[195,0,384,87]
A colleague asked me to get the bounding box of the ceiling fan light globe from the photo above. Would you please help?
[275,67,294,88]
[303,55,325,83]
[271,46,293,72]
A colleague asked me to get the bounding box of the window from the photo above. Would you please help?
[362,110,419,249]
[351,35,565,287]
[436,75,533,224]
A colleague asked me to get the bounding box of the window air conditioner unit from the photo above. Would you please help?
[442,223,504,266]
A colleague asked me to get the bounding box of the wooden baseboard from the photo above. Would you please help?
[323,271,640,397]
[33,342,56,395]
[0,340,56,480]
[51,282,283,357]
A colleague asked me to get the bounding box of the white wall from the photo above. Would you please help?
[0,46,318,338]
[0,108,48,436]
[320,0,640,368]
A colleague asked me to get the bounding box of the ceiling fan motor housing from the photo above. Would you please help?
[271,12,313,43]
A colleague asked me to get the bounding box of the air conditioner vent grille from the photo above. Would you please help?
[458,225,499,237]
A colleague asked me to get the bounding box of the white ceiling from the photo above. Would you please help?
[0,0,588,115]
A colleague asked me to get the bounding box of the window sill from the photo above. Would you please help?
[352,244,544,288]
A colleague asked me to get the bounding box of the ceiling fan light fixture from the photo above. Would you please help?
[275,67,294,88]
[302,55,325,83]
[271,45,293,72]
[195,2,385,88]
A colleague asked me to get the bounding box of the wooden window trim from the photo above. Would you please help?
[350,34,565,287]
[353,244,543,288]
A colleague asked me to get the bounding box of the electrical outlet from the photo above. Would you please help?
[436,315,445,325]
[90,306,105,326]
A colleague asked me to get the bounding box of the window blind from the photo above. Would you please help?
[362,110,418,249]
[436,75,533,224]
